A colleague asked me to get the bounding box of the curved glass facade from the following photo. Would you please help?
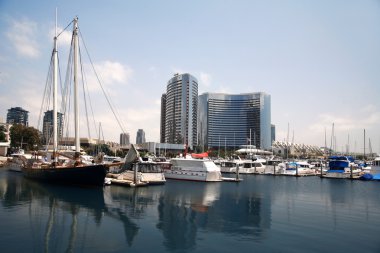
[163,74,198,149]
[198,93,271,150]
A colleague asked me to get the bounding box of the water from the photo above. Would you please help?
[0,167,379,253]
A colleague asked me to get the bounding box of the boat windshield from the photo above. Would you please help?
[138,163,163,173]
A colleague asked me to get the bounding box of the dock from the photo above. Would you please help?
[222,177,243,182]
[109,178,148,187]
[106,173,149,187]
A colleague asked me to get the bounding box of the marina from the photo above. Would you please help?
[1,165,380,253]
[0,2,379,253]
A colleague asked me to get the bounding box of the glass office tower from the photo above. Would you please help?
[136,129,146,144]
[198,92,271,150]
[42,110,64,145]
[162,73,198,150]
[6,107,29,126]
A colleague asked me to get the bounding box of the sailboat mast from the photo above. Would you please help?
[73,17,80,152]
[53,11,58,157]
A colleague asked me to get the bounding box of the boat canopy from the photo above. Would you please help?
[191,152,209,159]
[329,156,354,162]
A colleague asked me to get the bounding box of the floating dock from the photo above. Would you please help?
[221,177,243,182]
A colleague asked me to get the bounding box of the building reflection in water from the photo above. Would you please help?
[0,171,272,252]
[156,180,272,251]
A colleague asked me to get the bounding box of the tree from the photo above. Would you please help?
[0,125,6,142]
[9,124,41,151]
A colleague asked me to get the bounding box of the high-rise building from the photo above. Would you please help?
[42,110,64,144]
[136,129,146,144]
[161,73,198,150]
[160,93,166,143]
[198,92,271,150]
[271,124,276,144]
[120,132,130,146]
[6,107,29,126]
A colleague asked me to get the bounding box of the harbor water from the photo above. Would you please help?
[0,167,379,253]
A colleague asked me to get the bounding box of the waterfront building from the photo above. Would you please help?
[6,107,29,126]
[136,129,146,144]
[161,73,198,150]
[42,110,64,145]
[160,93,166,143]
[198,92,271,150]
[120,132,130,146]
[137,142,185,157]
[272,141,323,158]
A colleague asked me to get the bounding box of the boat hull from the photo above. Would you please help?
[22,164,107,186]
[116,170,166,185]
[164,169,222,182]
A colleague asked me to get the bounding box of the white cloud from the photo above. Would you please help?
[309,110,380,133]
[93,61,133,85]
[215,85,231,93]
[80,61,133,96]
[6,19,40,58]
[49,26,72,47]
[199,72,212,87]
[171,67,185,75]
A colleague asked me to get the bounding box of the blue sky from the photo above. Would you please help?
[0,0,379,154]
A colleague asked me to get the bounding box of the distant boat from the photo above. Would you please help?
[323,156,361,179]
[220,156,243,173]
[280,161,316,176]
[263,158,283,174]
[165,156,222,182]
[360,157,380,181]
[8,149,32,172]
[107,144,166,186]
[22,17,107,186]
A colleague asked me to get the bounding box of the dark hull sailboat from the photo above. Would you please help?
[22,164,107,186]
[22,17,107,187]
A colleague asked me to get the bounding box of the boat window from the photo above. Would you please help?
[243,163,252,168]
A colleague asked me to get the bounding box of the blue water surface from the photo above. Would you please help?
[0,168,379,253]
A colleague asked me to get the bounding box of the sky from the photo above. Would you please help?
[0,0,379,154]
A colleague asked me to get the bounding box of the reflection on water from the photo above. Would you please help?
[1,168,380,253]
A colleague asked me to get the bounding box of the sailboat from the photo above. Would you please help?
[22,17,107,186]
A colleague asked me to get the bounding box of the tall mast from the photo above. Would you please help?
[53,9,58,158]
[73,17,80,152]
[364,129,366,161]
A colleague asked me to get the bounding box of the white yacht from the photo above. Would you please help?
[279,161,316,176]
[107,144,166,186]
[165,157,222,182]
[8,149,32,172]
[220,157,243,173]
[264,159,283,174]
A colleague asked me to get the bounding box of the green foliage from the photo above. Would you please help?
[0,125,6,142]
[9,124,41,151]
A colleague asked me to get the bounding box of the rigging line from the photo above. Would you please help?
[62,38,74,148]
[60,37,70,147]
[77,37,98,139]
[78,44,92,139]
[64,55,73,147]
[61,34,74,116]
[56,19,74,38]
[37,51,54,131]
[78,28,127,134]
